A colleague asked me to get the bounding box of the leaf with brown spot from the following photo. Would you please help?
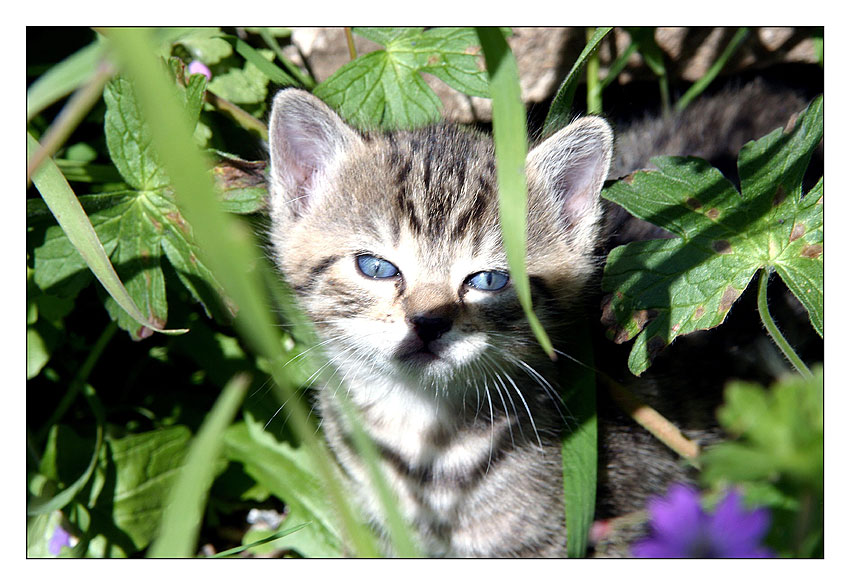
[602,96,823,374]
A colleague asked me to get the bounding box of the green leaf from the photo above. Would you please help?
[559,319,597,558]
[104,76,171,191]
[543,27,612,135]
[702,367,823,488]
[222,35,300,89]
[314,27,489,129]
[28,417,103,517]
[477,26,555,359]
[32,66,230,337]
[27,38,107,121]
[149,374,249,558]
[601,96,823,375]
[223,414,343,556]
[27,132,187,338]
[103,426,193,552]
[175,29,233,65]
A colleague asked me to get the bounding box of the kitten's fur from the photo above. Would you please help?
[266,83,810,557]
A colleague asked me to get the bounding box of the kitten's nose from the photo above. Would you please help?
[409,315,452,344]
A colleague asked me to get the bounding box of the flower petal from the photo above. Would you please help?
[708,490,773,557]
[647,483,704,544]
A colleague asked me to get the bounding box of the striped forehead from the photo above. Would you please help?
[376,125,501,253]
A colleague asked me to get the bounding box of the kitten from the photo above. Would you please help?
[265,83,812,557]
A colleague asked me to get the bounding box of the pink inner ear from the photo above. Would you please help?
[559,151,605,220]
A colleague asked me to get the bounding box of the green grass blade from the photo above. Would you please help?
[543,27,612,135]
[27,132,188,336]
[560,319,597,558]
[149,373,250,557]
[103,27,379,557]
[210,523,311,558]
[27,38,106,121]
[223,35,299,88]
[477,27,555,360]
[26,384,105,516]
[675,28,749,112]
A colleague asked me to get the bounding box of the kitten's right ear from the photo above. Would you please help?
[268,89,362,220]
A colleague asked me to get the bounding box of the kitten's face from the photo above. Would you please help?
[267,90,612,398]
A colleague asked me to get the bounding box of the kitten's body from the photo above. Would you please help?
[266,82,810,557]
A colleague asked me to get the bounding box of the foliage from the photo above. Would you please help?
[27,26,823,559]
[601,97,823,376]
[314,27,491,129]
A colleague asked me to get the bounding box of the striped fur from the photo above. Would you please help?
[267,89,611,557]
[266,80,815,558]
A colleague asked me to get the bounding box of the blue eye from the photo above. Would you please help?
[467,270,509,291]
[356,254,399,279]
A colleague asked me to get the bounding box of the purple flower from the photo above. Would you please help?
[48,524,72,556]
[187,60,212,80]
[632,484,773,558]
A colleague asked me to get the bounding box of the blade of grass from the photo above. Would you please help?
[675,27,749,112]
[559,318,597,558]
[543,27,612,135]
[102,27,380,557]
[27,38,107,121]
[149,373,250,558]
[27,132,188,336]
[257,27,316,89]
[26,384,105,516]
[222,35,300,88]
[26,60,116,185]
[211,522,311,558]
[599,41,638,91]
[477,27,555,360]
[585,28,602,115]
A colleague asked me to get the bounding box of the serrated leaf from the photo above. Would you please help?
[34,67,227,338]
[223,414,343,556]
[314,27,489,129]
[601,96,823,375]
[28,133,186,338]
[104,426,193,551]
[702,367,823,488]
[104,76,170,191]
[208,46,277,105]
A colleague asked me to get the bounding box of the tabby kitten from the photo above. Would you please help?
[265,84,810,557]
[267,89,611,557]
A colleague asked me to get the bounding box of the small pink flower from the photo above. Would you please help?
[187,60,212,81]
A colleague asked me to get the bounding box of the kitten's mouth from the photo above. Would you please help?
[395,340,445,367]
[397,347,442,366]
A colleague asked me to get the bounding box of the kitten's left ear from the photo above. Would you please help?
[526,117,613,244]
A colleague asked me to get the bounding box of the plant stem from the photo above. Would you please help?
[344,27,357,61]
[603,374,701,466]
[675,27,749,112]
[757,268,812,378]
[36,320,118,443]
[585,28,602,114]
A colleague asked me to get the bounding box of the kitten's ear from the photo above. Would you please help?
[526,117,613,245]
[268,88,363,220]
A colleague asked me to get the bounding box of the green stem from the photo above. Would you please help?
[36,320,118,443]
[675,27,749,112]
[585,28,602,114]
[757,268,812,378]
